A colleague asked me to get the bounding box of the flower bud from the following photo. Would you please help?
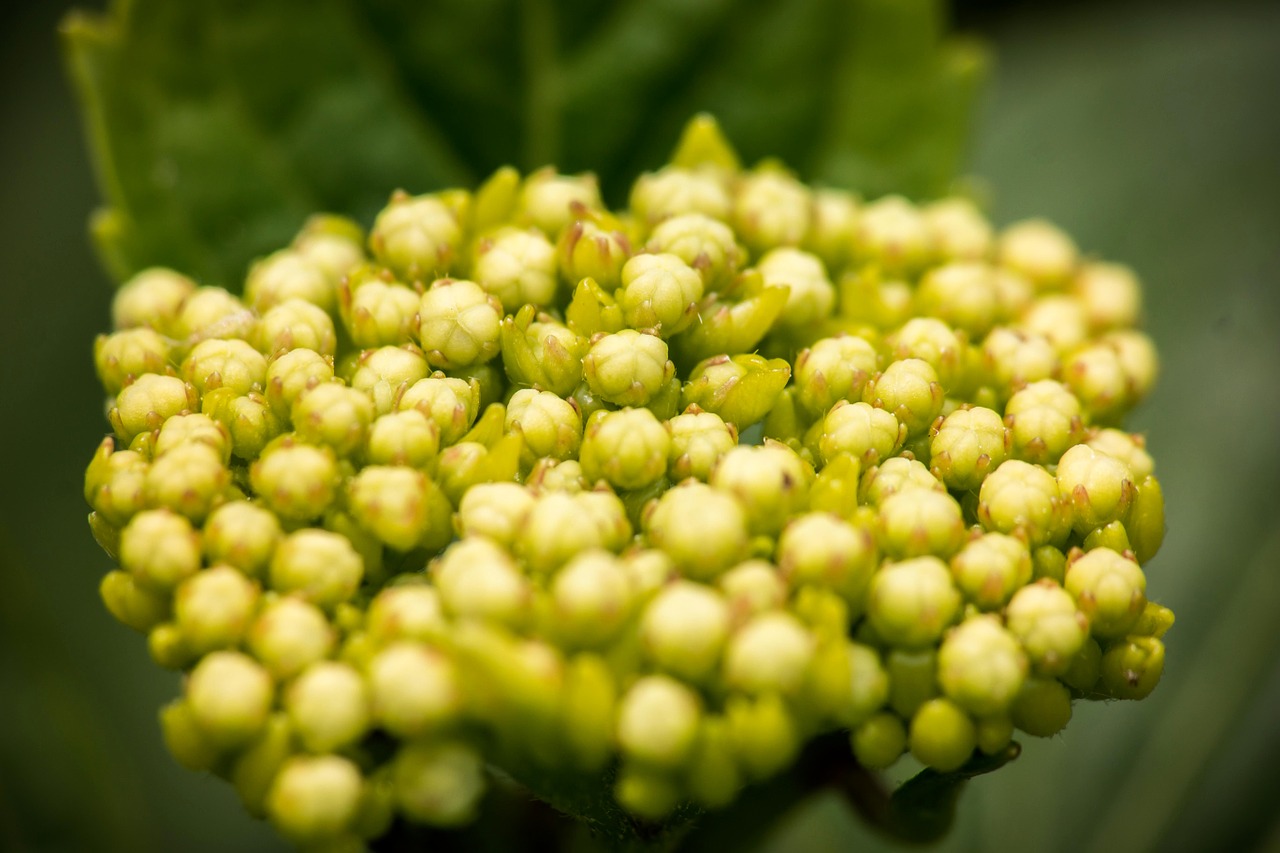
[364,409,439,468]
[340,278,420,348]
[110,374,200,443]
[348,465,452,552]
[174,565,258,654]
[1064,547,1147,638]
[433,537,531,627]
[112,267,197,333]
[866,557,962,648]
[349,345,431,416]
[794,335,879,418]
[582,329,675,407]
[1020,294,1088,354]
[369,192,461,282]
[981,327,1060,397]
[916,262,1000,339]
[1004,380,1085,465]
[246,250,335,316]
[686,716,743,809]
[756,247,835,329]
[396,374,481,447]
[255,299,337,358]
[472,226,559,311]
[197,502,279,582]
[119,508,202,592]
[666,408,737,482]
[630,166,732,226]
[777,513,877,603]
[1056,444,1135,534]
[265,348,333,418]
[266,754,363,843]
[173,286,256,342]
[646,213,742,290]
[560,654,618,773]
[682,353,791,429]
[1127,475,1166,565]
[858,457,942,507]
[949,532,1032,610]
[1063,342,1130,423]
[670,280,790,368]
[710,443,811,536]
[1005,579,1089,676]
[85,440,150,525]
[100,570,170,632]
[159,699,222,772]
[95,328,173,395]
[392,740,485,827]
[515,491,629,575]
[998,219,1078,290]
[862,358,943,437]
[142,441,229,523]
[250,438,339,522]
[644,481,748,579]
[641,580,730,682]
[725,693,799,781]
[923,197,993,262]
[1100,635,1164,700]
[152,411,231,464]
[579,408,670,491]
[286,662,370,752]
[804,187,860,270]
[909,698,976,772]
[831,642,891,727]
[878,488,967,560]
[733,168,811,253]
[724,612,814,696]
[269,529,363,611]
[291,382,374,456]
[937,616,1028,716]
[517,168,602,236]
[1072,262,1142,332]
[552,550,634,648]
[718,560,787,624]
[1010,677,1072,737]
[1086,429,1153,481]
[558,218,632,292]
[617,675,701,769]
[930,406,1009,491]
[818,400,904,466]
[187,650,274,748]
[852,712,907,770]
[978,459,1067,547]
[366,642,462,737]
[415,279,503,370]
[1104,329,1159,405]
[852,196,930,275]
[181,338,268,399]
[614,767,680,822]
[618,253,704,336]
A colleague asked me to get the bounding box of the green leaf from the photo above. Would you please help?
[62,0,986,288]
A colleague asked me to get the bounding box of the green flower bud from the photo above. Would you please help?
[916,262,1000,339]
[777,512,877,603]
[1020,295,1088,354]
[255,299,337,358]
[866,557,962,648]
[109,374,200,443]
[1010,677,1072,737]
[415,279,503,370]
[1061,637,1103,693]
[270,529,364,611]
[433,537,531,627]
[1100,636,1165,700]
[641,580,730,682]
[980,327,1060,398]
[579,407,670,491]
[559,653,618,773]
[187,650,274,748]
[878,488,967,560]
[348,465,452,552]
[1073,262,1142,333]
[756,247,835,329]
[455,482,536,548]
[265,348,333,419]
[1127,475,1166,565]
[286,662,370,753]
[517,168,602,236]
[818,400,905,467]
[266,754,362,843]
[1057,444,1135,534]
[119,508,202,592]
[558,218,633,292]
[1004,380,1086,464]
[339,278,421,349]
[614,766,680,822]
[142,441,229,523]
[992,269,1036,322]
[852,195,930,275]
[1005,579,1089,676]
[682,353,791,429]
[804,187,860,270]
[733,168,811,253]
[367,642,462,737]
[1031,544,1067,584]
[112,267,197,333]
[565,276,627,339]
[978,459,1067,547]
[1063,342,1130,423]
[472,226,559,311]
[630,166,732,227]
[1103,329,1159,406]
[950,532,1032,610]
[159,699,222,772]
[173,565,258,654]
[666,407,737,482]
[830,642,891,727]
[646,213,743,290]
[582,329,674,407]
[644,481,748,580]
[246,250,336,315]
[923,197,994,262]
[95,328,173,395]
[392,740,485,828]
[500,306,588,398]
[997,219,1078,290]
[247,595,336,680]
[349,345,431,416]
[862,358,944,437]
[364,584,445,647]
[1087,429,1154,481]
[291,382,375,457]
[618,253,704,336]
[930,406,1010,491]
[937,616,1028,716]
[100,569,170,632]
[369,191,462,282]
[884,646,938,717]
[153,411,231,464]
[396,374,480,447]
[88,511,122,560]
[1064,547,1147,639]
[229,712,294,818]
[172,286,256,342]
[672,285,791,371]
[250,438,339,522]
[909,697,977,772]
[552,550,634,648]
[857,457,941,507]
[972,714,1013,756]
[807,454,861,517]
[686,715,743,809]
[718,560,787,623]
[852,711,907,770]
[617,674,701,769]
[795,336,879,421]
[292,213,365,276]
[198,389,285,463]
[85,439,150,525]
[363,410,439,468]
[724,612,814,696]
[515,490,628,575]
[838,270,914,330]
[726,693,799,781]
[710,443,811,536]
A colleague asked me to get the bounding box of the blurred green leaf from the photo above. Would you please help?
[61,0,985,288]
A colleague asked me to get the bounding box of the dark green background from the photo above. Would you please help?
[2,1,1278,850]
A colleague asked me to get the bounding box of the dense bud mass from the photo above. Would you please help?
[83,117,1170,845]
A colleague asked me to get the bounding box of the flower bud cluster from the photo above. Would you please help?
[83,116,1170,844]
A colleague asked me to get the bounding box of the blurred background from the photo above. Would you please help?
[1,0,1278,851]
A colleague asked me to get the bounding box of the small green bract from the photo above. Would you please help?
[85,116,1170,848]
